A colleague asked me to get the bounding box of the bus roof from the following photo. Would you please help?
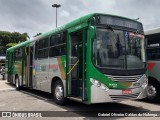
[30,13,140,42]
[7,13,140,52]
[31,13,95,41]
[145,28,160,35]
[7,40,30,52]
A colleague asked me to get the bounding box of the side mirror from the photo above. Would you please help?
[89,26,96,40]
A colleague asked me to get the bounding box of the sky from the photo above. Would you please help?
[0,0,160,38]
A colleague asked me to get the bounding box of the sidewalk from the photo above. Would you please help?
[0,76,15,91]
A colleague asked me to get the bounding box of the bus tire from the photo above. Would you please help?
[53,80,67,105]
[146,81,160,102]
[15,76,22,90]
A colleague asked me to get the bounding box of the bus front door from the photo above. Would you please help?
[67,30,87,101]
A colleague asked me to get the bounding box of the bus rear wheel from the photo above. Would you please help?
[146,82,160,102]
[53,80,67,105]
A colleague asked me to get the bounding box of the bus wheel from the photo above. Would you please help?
[15,76,22,90]
[53,80,67,105]
[146,82,160,102]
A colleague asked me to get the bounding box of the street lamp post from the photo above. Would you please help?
[52,4,61,28]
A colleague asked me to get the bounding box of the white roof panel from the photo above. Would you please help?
[145,28,160,35]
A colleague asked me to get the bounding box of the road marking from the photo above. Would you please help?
[21,91,52,101]
[0,88,15,92]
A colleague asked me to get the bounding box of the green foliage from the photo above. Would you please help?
[0,46,4,50]
[6,43,17,47]
[0,31,30,55]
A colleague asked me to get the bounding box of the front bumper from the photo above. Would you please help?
[90,85,147,103]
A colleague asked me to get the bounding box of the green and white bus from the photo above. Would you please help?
[6,13,148,105]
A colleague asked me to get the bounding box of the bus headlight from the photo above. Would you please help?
[141,75,148,88]
[90,78,109,91]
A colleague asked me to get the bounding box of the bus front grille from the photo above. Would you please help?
[105,74,143,82]
[110,93,140,101]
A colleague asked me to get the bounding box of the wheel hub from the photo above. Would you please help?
[55,85,63,100]
[147,85,157,99]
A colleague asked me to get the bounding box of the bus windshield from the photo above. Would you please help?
[92,28,146,70]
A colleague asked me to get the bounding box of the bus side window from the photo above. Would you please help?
[39,38,49,49]
[50,35,57,46]
[14,48,22,62]
[35,41,38,59]
[49,32,66,57]
[38,37,49,59]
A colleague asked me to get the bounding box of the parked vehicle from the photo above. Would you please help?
[145,28,160,102]
[6,13,148,105]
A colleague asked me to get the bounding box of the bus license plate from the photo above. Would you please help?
[122,89,132,94]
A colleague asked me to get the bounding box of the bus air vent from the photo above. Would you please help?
[105,74,143,82]
[109,93,140,101]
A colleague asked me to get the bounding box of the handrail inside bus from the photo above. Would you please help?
[25,48,27,56]
[67,60,79,75]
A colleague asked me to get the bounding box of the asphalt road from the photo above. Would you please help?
[0,81,160,120]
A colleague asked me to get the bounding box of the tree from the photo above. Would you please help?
[6,43,17,47]
[0,31,30,56]
[22,32,30,39]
